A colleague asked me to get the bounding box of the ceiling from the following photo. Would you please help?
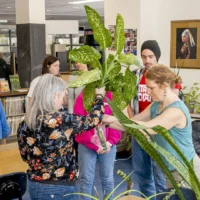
[0,0,104,27]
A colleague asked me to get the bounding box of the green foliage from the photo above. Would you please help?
[106,98,200,200]
[85,5,112,49]
[114,14,124,55]
[68,68,101,88]
[83,83,96,112]
[68,6,139,111]
[118,53,140,66]
[69,45,101,68]
[183,82,200,113]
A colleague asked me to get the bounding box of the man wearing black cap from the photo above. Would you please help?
[131,40,166,199]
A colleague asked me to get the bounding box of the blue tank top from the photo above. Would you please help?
[150,101,195,171]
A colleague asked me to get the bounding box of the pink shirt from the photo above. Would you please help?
[74,91,121,152]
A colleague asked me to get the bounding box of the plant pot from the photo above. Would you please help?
[189,101,196,113]
[185,101,196,113]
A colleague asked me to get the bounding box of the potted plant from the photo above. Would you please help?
[67,6,200,200]
[183,82,200,113]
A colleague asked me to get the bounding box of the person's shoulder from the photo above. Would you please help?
[132,66,144,74]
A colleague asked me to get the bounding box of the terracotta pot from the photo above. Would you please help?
[119,195,145,200]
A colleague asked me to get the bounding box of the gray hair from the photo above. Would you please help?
[26,74,67,130]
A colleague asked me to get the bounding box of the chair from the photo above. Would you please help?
[0,172,27,200]
[157,187,197,200]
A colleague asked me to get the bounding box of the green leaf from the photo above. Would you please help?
[112,91,128,110]
[114,14,124,55]
[124,68,137,102]
[85,5,112,49]
[124,123,150,130]
[153,125,200,198]
[108,73,124,91]
[118,53,140,66]
[68,68,101,88]
[83,83,96,112]
[70,71,84,76]
[69,45,101,68]
[107,60,121,81]
[152,143,190,186]
[102,54,114,77]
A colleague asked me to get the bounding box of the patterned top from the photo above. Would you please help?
[17,98,104,183]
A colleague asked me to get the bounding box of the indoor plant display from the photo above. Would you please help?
[183,82,200,113]
[68,6,139,112]
[68,5,139,149]
[68,6,200,200]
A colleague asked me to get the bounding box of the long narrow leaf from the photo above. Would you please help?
[85,6,112,49]
[106,99,185,200]
[114,14,124,55]
[153,125,200,198]
[83,82,96,112]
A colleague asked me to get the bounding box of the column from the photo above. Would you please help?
[15,0,46,87]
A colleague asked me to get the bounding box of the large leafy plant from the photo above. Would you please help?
[106,98,200,200]
[69,6,139,111]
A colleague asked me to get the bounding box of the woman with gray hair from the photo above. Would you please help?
[17,74,105,200]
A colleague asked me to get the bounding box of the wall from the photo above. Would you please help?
[104,0,200,89]
[156,0,200,88]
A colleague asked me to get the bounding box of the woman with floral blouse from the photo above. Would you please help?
[17,74,105,200]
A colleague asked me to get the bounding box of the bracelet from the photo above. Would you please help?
[96,94,104,99]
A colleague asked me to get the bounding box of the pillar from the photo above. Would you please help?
[15,0,46,87]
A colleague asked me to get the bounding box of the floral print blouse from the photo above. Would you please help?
[17,98,104,183]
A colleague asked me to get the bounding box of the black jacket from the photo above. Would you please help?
[0,58,12,87]
[192,120,200,155]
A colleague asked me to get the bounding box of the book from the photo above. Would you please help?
[0,80,10,92]
[9,75,21,91]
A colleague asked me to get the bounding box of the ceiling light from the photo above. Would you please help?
[68,0,103,5]
[46,9,52,12]
[7,6,11,8]
[0,20,8,23]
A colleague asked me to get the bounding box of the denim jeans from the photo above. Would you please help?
[28,179,77,200]
[78,144,116,200]
[131,137,166,199]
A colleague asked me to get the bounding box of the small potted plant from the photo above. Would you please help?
[183,82,200,113]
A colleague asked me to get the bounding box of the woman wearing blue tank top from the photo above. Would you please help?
[103,64,200,190]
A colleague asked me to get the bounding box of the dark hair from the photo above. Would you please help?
[41,56,59,75]
[145,64,182,89]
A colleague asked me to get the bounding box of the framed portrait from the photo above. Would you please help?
[170,20,200,69]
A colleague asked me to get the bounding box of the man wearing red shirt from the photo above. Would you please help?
[132,40,166,199]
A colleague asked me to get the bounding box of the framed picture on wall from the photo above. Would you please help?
[170,20,200,69]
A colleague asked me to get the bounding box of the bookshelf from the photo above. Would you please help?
[0,91,28,145]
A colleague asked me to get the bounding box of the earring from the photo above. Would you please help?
[164,90,166,98]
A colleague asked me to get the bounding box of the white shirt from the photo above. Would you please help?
[27,76,41,98]
[67,75,84,113]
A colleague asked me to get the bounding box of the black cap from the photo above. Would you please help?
[141,40,161,61]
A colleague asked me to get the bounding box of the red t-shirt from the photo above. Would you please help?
[138,74,151,113]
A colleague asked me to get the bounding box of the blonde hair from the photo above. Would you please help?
[26,74,67,130]
[145,64,182,89]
